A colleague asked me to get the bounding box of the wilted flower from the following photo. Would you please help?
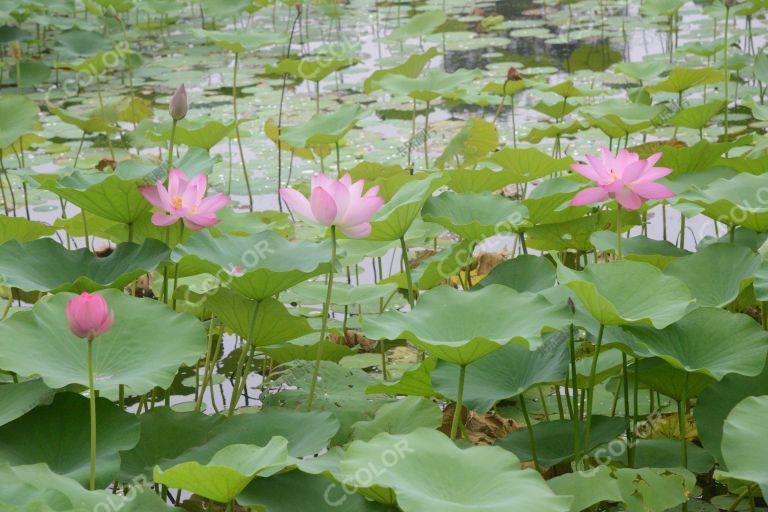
[570,147,675,210]
[66,293,114,340]
[507,67,522,81]
[280,173,384,238]
[140,168,229,230]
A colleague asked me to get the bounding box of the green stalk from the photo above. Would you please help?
[616,204,623,260]
[87,337,97,490]
[622,353,632,467]
[167,119,177,172]
[449,364,466,440]
[195,316,219,413]
[306,226,337,411]
[520,394,541,472]
[724,5,731,140]
[423,100,430,169]
[569,323,581,466]
[335,141,341,178]
[491,80,508,125]
[583,324,606,456]
[400,236,415,309]
[679,372,689,512]
[232,52,253,212]
[94,74,115,160]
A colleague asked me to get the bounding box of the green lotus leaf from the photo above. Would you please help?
[541,79,599,98]
[0,95,39,148]
[48,105,119,134]
[528,209,640,252]
[17,59,51,87]
[678,173,768,231]
[0,215,54,244]
[366,357,438,398]
[0,289,206,398]
[368,173,447,241]
[558,260,693,328]
[533,99,579,119]
[54,28,111,57]
[720,395,768,496]
[260,333,354,364]
[436,118,499,169]
[0,379,54,427]
[192,287,313,346]
[0,392,140,487]
[379,238,471,291]
[631,357,715,402]
[432,334,568,413]
[473,255,556,292]
[422,191,530,241]
[192,28,286,53]
[172,230,331,300]
[522,120,584,143]
[695,364,768,465]
[154,438,289,503]
[582,102,666,136]
[387,10,447,41]
[363,47,439,93]
[668,100,725,130]
[35,170,151,225]
[656,139,734,176]
[290,282,398,307]
[522,177,587,225]
[339,428,571,512]
[118,406,224,481]
[602,439,714,474]
[664,243,758,307]
[0,238,170,293]
[443,168,515,193]
[497,415,626,466]
[281,104,365,147]
[549,465,695,512]
[376,68,480,102]
[624,308,768,380]
[0,462,169,511]
[483,147,575,183]
[646,67,726,94]
[351,396,442,442]
[153,118,247,150]
[590,232,688,268]
[613,61,669,82]
[363,285,572,365]
[239,470,389,511]
[266,57,356,82]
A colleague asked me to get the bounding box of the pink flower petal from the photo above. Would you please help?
[620,160,648,183]
[184,213,219,230]
[631,182,676,200]
[310,186,338,226]
[341,222,372,238]
[614,187,643,210]
[280,188,315,222]
[571,186,609,206]
[167,169,187,198]
[630,166,673,184]
[185,173,208,206]
[340,196,384,227]
[151,212,180,227]
[196,193,229,214]
[571,163,603,182]
[140,185,165,210]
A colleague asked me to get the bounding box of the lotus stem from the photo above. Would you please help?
[87,337,97,490]
[232,53,253,212]
[569,323,581,466]
[335,141,341,178]
[616,204,623,260]
[724,5,730,140]
[276,9,302,212]
[400,237,416,309]
[492,80,508,125]
[307,225,337,411]
[94,74,115,160]
[423,100,430,169]
[408,98,416,171]
[622,353,632,467]
[583,323,605,456]
[449,364,466,440]
[520,393,541,472]
[195,316,219,413]
[167,119,177,172]
[679,372,689,512]
[74,131,86,168]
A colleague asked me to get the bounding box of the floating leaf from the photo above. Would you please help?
[281,105,365,147]
[473,255,556,292]
[422,191,529,241]
[351,396,442,442]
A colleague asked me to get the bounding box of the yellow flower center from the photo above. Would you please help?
[609,169,619,181]
[171,196,183,209]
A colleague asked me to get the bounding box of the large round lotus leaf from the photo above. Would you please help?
[266,57,355,82]
[350,396,442,442]
[339,428,571,512]
[150,118,246,150]
[118,407,224,481]
[0,215,55,245]
[623,308,768,380]
[239,470,388,511]
[590,232,688,268]
[720,395,768,496]
[158,408,340,467]
[632,358,715,402]
[0,238,170,293]
[432,334,569,413]
[422,191,530,241]
[664,243,759,307]
[364,47,439,93]
[54,28,112,57]
[281,105,365,147]
[483,147,575,183]
[363,285,572,365]
[0,463,170,511]
[646,66,725,93]
[0,290,206,398]
[154,437,289,503]
[0,392,140,487]
[192,28,287,53]
[172,230,331,300]
[522,177,587,225]
[0,95,39,148]
[473,255,556,292]
[35,170,151,225]
[602,439,715,474]
[679,173,768,231]
[557,260,693,329]
[695,364,768,465]
[48,105,120,134]
[387,10,447,41]
[376,69,480,102]
[368,173,447,241]
[0,379,54,427]
[497,415,626,466]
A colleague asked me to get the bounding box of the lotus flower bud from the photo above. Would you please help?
[66,292,114,340]
[507,67,522,81]
[724,0,736,6]
[296,3,303,14]
[567,297,576,314]
[169,84,188,121]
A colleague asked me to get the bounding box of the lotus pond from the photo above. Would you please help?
[2,0,768,510]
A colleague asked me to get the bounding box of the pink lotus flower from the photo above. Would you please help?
[280,173,384,238]
[140,169,229,230]
[570,148,675,210]
[66,292,114,340]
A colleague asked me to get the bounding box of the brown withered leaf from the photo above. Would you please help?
[96,158,117,171]
[440,405,521,445]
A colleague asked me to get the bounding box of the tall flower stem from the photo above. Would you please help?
[616,204,623,260]
[400,236,415,309]
[569,323,581,466]
[167,119,177,172]
[583,323,605,456]
[87,337,97,490]
[622,353,633,467]
[276,9,302,211]
[423,100,430,169]
[449,364,466,440]
[520,393,541,472]
[679,372,689,512]
[232,53,253,212]
[491,80,508,125]
[723,4,731,140]
[306,226,337,411]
